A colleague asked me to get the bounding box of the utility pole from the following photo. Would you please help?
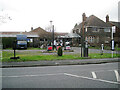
[81,15,88,57]
[81,20,85,57]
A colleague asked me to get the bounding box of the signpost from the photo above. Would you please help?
[10,40,20,59]
[111,26,115,57]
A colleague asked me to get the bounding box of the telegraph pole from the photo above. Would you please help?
[81,20,85,57]
[81,13,88,57]
[81,22,84,57]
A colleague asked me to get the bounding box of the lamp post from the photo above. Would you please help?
[52,25,54,50]
[50,21,52,32]
[50,20,54,50]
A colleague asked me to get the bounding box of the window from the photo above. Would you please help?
[73,30,76,33]
[76,29,79,33]
[30,39,33,42]
[17,41,27,44]
[92,27,99,32]
[89,36,94,43]
[104,28,110,32]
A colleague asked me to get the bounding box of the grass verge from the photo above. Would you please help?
[1,51,120,62]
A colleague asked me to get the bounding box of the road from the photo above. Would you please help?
[3,47,119,55]
[2,62,120,88]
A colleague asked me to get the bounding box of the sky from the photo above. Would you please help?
[0,0,119,33]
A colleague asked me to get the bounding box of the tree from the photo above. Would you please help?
[0,10,12,24]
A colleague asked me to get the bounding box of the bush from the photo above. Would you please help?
[2,37,16,49]
[57,47,63,56]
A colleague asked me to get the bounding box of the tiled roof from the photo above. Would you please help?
[30,27,47,33]
[85,15,111,27]
[73,15,111,31]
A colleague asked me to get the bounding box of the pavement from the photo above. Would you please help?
[1,58,120,68]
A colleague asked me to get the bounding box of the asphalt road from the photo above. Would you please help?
[2,62,120,88]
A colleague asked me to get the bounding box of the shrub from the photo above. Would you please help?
[57,47,63,56]
[2,37,16,49]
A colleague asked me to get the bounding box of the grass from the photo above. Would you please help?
[89,53,120,59]
[89,46,100,49]
[116,48,120,51]
[1,51,120,62]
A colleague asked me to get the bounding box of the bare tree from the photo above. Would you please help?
[0,10,12,24]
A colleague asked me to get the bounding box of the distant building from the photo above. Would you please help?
[1,27,68,48]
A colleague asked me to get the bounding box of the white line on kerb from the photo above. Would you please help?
[114,70,120,82]
[93,69,118,72]
[64,73,120,85]
[91,72,97,79]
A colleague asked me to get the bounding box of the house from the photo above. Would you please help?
[106,15,120,47]
[72,13,112,47]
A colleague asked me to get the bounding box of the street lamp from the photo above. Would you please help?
[50,20,54,50]
[50,21,52,32]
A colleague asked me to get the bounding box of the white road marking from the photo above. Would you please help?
[64,73,120,85]
[91,72,97,79]
[114,70,120,82]
[2,73,64,78]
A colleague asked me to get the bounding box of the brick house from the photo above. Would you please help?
[106,15,120,47]
[72,13,112,47]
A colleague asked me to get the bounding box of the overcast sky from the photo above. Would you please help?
[0,0,119,33]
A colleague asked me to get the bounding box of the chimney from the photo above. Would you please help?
[31,27,33,31]
[106,15,109,23]
[82,13,86,22]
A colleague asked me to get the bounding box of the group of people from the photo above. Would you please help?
[47,40,71,51]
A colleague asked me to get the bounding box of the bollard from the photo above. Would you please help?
[84,41,88,57]
[101,44,104,55]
